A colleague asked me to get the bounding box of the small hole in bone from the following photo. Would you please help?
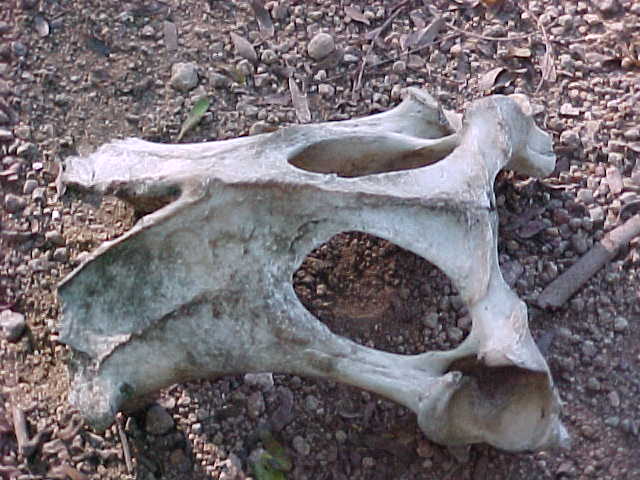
[293,231,468,355]
[287,134,452,177]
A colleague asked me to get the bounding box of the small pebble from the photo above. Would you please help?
[613,316,628,332]
[307,32,335,60]
[292,435,310,456]
[170,63,199,92]
[0,310,26,342]
[560,129,581,148]
[52,247,68,262]
[145,404,175,435]
[576,189,594,204]
[23,179,38,194]
[4,193,26,213]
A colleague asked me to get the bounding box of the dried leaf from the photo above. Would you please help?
[407,16,444,49]
[345,5,370,25]
[478,66,505,91]
[288,78,311,124]
[34,14,49,37]
[177,97,210,141]
[86,35,110,57]
[481,0,505,6]
[230,32,258,64]
[251,0,274,39]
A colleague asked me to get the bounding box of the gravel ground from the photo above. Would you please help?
[1,0,639,479]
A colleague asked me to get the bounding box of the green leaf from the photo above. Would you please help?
[259,429,292,471]
[252,453,287,480]
[177,97,210,141]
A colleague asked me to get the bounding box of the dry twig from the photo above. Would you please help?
[537,214,640,309]
[116,414,134,474]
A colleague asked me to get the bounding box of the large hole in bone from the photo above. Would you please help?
[446,356,552,442]
[293,231,467,355]
[287,135,451,177]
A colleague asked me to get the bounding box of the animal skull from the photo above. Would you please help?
[58,88,569,452]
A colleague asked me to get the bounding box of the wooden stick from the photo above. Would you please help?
[116,414,134,474]
[537,214,640,309]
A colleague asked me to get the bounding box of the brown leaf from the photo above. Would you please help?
[251,0,274,39]
[345,5,370,25]
[478,66,505,90]
[230,32,257,64]
[288,78,311,124]
[407,16,444,49]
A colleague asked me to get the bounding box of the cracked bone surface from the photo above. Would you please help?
[58,88,569,451]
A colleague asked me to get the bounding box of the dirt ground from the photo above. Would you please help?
[1,0,640,479]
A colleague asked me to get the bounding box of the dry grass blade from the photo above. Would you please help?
[354,0,410,93]
[230,32,258,64]
[540,45,556,83]
[521,4,556,91]
[345,5,370,25]
[288,77,311,124]
[177,97,210,141]
[251,0,274,39]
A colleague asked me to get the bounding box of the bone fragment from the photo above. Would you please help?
[58,88,567,452]
[537,213,640,308]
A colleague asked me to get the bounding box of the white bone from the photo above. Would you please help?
[58,88,568,451]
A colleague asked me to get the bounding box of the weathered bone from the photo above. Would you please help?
[58,88,569,452]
